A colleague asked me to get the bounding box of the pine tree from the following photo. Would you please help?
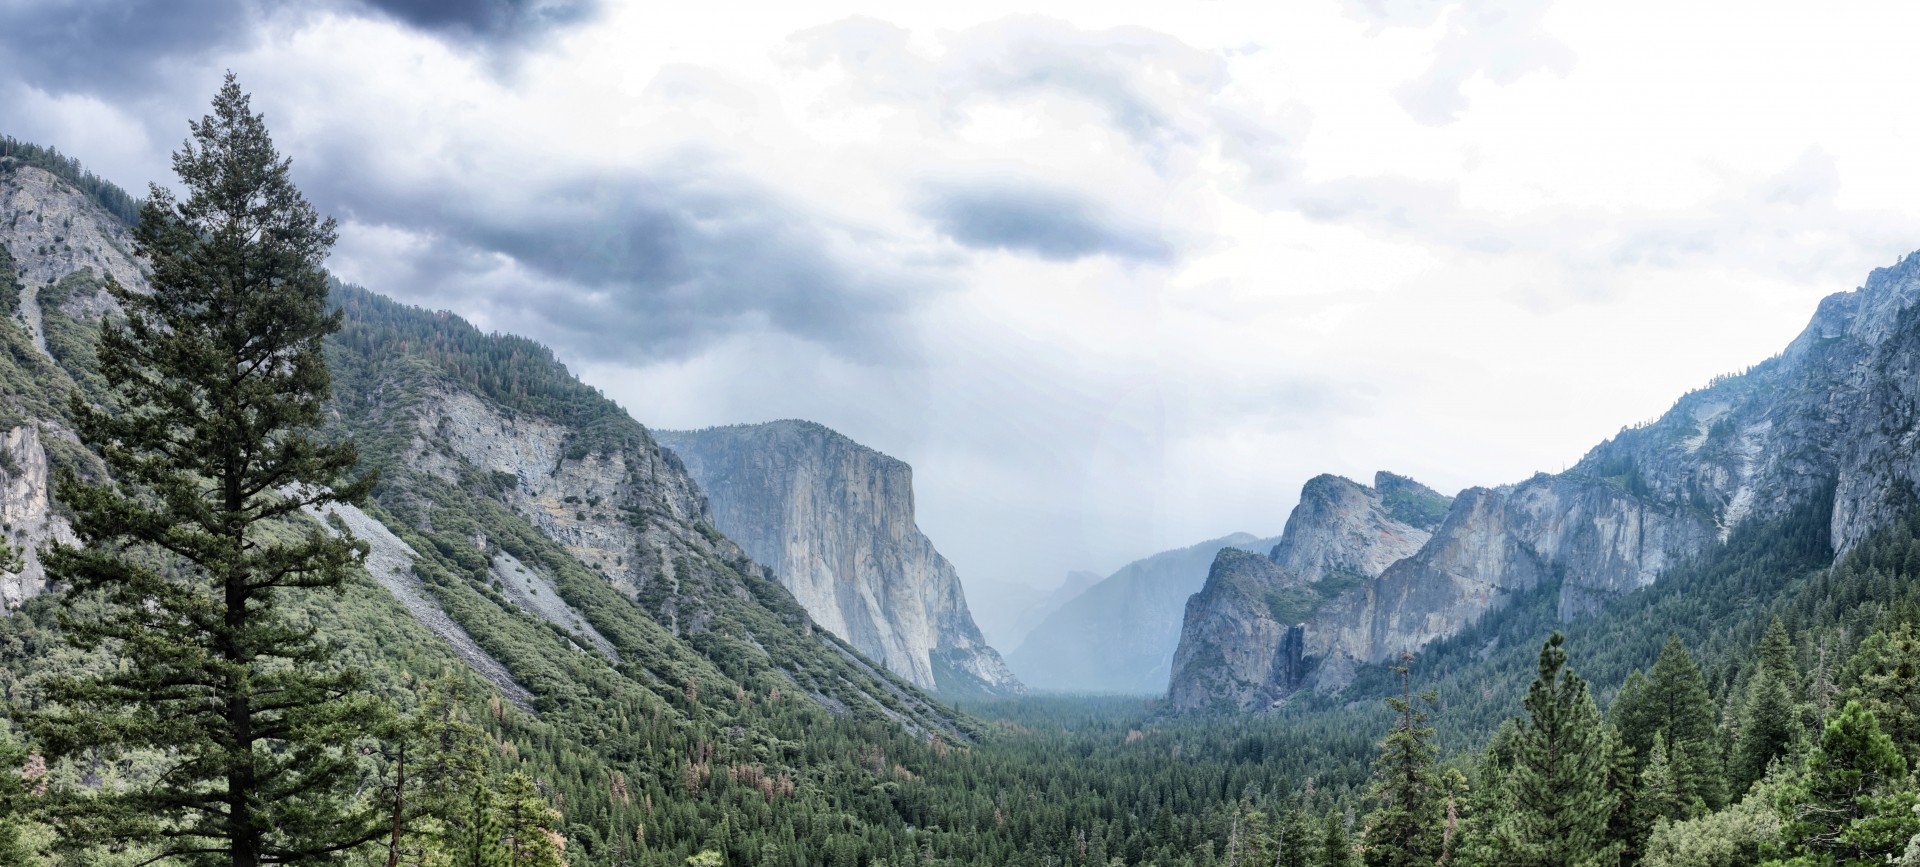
[451,784,507,867]
[378,676,493,867]
[1497,633,1617,867]
[1319,812,1353,867]
[1611,669,1657,768]
[1773,700,1920,866]
[1638,732,1689,826]
[1274,800,1313,867]
[1639,635,1726,810]
[1454,718,1518,867]
[496,772,565,867]
[1841,623,1920,764]
[1733,662,1799,798]
[1361,655,1442,867]
[0,720,40,867]
[29,74,379,866]
[1601,724,1643,866]
[1757,618,1800,691]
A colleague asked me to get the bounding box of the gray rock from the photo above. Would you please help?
[1168,473,1444,711]
[1009,532,1277,695]
[1177,250,1920,704]
[655,421,1021,696]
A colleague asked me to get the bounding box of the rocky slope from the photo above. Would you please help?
[1168,473,1447,711]
[0,154,969,738]
[1007,533,1277,694]
[654,421,1021,696]
[1173,251,1920,710]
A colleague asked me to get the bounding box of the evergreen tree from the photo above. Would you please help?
[1627,635,1726,810]
[1602,725,1643,866]
[1734,663,1800,798]
[1497,633,1617,867]
[1841,623,1920,764]
[451,784,507,867]
[0,720,40,867]
[28,74,378,866]
[1639,732,1690,826]
[1361,655,1442,867]
[377,676,493,866]
[1273,800,1313,867]
[1454,719,1518,867]
[1611,669,1655,756]
[1757,618,1800,691]
[1772,700,1919,867]
[1319,812,1353,867]
[496,772,566,867]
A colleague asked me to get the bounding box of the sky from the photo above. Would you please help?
[7,0,1920,648]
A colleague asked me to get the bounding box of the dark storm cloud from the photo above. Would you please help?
[0,0,594,98]
[353,0,600,42]
[919,182,1175,263]
[303,144,931,364]
[0,0,267,96]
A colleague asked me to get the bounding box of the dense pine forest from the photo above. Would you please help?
[3,79,1920,867]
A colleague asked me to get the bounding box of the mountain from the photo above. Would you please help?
[0,150,987,862]
[653,421,1021,697]
[1008,532,1278,694]
[973,568,1104,653]
[1170,250,1920,711]
[1168,474,1447,711]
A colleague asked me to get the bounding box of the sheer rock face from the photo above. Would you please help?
[1008,533,1277,695]
[1270,473,1440,584]
[0,425,77,609]
[1167,549,1309,712]
[655,421,1021,696]
[1168,474,1443,711]
[405,387,746,611]
[1177,252,1920,706]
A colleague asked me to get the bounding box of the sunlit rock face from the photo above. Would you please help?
[656,421,1021,697]
[1169,473,1444,711]
[1175,251,1920,707]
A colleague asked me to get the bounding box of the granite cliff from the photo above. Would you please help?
[1168,473,1446,710]
[654,421,1021,696]
[1008,533,1277,695]
[0,154,968,736]
[1171,251,1920,710]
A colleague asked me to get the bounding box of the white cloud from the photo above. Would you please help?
[8,0,1920,638]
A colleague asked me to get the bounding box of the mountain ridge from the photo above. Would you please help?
[1168,248,1920,711]
[653,419,1021,697]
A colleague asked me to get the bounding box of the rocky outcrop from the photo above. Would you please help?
[0,425,77,609]
[1166,549,1310,711]
[1008,533,1277,694]
[1168,473,1445,711]
[307,500,536,711]
[405,387,742,609]
[1270,473,1442,584]
[1176,251,1920,706]
[655,421,1021,696]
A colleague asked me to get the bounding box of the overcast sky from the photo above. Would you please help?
[7,0,1920,645]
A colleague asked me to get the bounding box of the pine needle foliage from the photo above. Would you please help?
[28,74,380,867]
[1498,633,1618,867]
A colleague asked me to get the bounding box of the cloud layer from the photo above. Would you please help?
[6,0,1920,644]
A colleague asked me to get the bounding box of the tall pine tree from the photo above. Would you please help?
[1735,620,1803,796]
[1615,635,1725,811]
[30,74,378,866]
[1772,700,1919,867]
[1362,654,1442,867]
[1497,633,1617,867]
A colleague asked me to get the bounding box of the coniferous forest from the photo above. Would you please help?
[4,68,1920,867]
